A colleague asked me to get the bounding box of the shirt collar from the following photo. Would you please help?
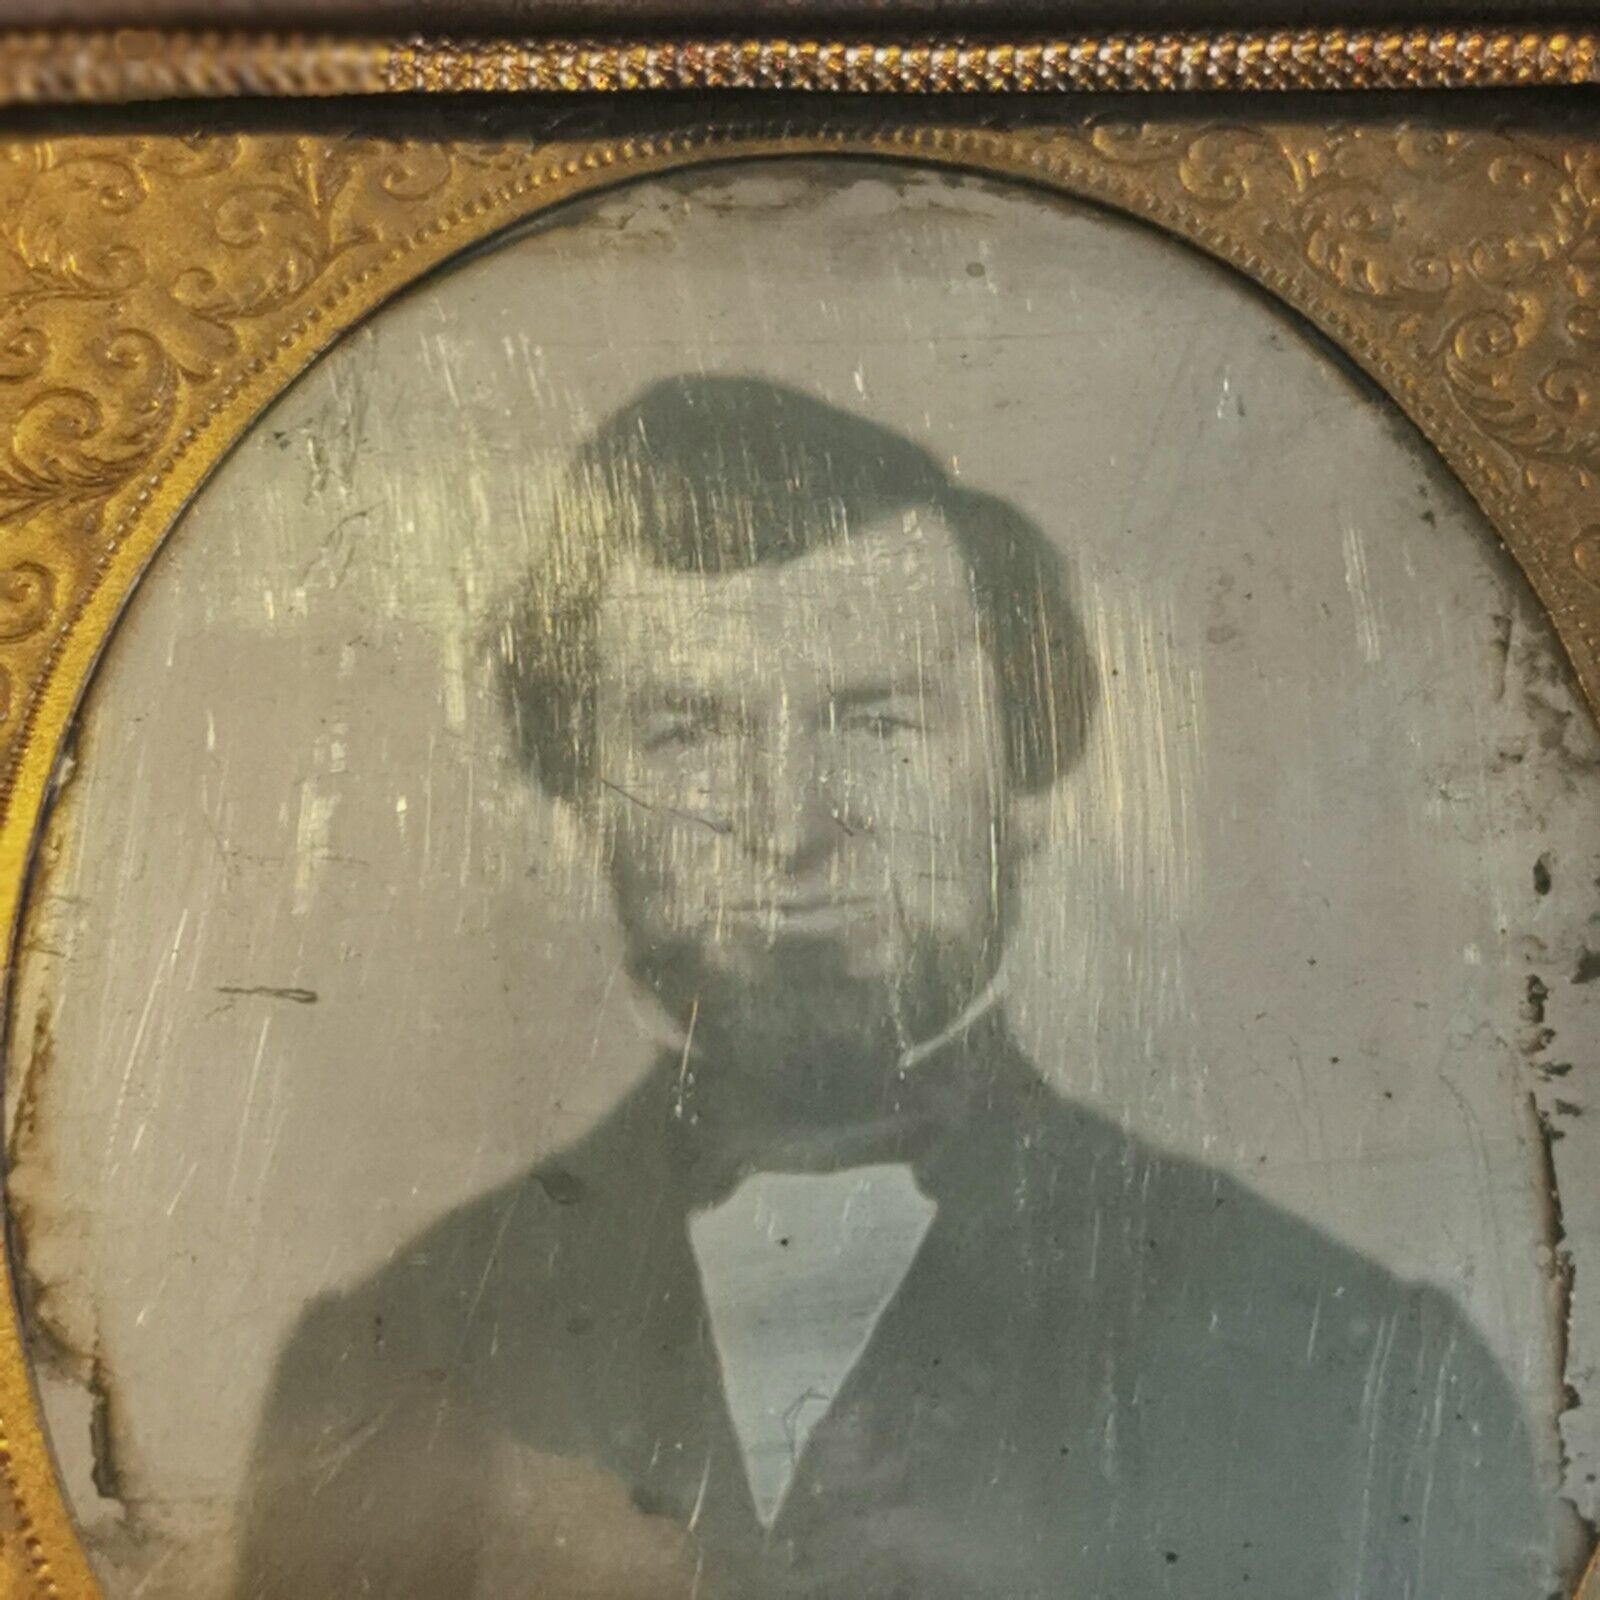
[896,972,1007,1073]
[629,969,1010,1074]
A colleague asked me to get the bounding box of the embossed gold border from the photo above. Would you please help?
[0,114,1597,1596]
[0,25,1597,104]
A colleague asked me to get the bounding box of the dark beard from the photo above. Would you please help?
[630,931,978,1133]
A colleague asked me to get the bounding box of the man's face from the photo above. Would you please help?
[589,506,1012,1072]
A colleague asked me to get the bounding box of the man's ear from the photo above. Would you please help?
[1003,789,1054,865]
[543,784,615,884]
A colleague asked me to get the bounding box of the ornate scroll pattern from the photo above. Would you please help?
[0,136,530,528]
[1084,122,1599,481]
[0,133,525,800]
[1055,118,1600,699]
[0,117,1598,1598]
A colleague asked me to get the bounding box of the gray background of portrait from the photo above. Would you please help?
[5,161,1598,1598]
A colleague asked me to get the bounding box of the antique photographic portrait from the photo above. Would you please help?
[7,157,1596,1599]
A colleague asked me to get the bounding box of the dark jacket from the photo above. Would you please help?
[235,1028,1549,1598]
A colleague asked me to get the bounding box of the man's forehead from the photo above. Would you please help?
[594,511,978,668]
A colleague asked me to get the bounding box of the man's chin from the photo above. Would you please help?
[648,948,901,1056]
[632,925,990,1064]
[711,975,900,1053]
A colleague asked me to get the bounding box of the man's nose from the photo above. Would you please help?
[742,732,839,874]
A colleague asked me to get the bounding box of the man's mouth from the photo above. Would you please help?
[720,895,873,935]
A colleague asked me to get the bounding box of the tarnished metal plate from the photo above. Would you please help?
[0,132,1597,1597]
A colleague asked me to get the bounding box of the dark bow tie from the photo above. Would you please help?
[658,1014,1043,1210]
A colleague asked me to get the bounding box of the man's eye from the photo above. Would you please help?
[840,710,923,738]
[640,720,708,752]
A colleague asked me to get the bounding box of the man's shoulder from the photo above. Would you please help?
[1007,1098,1550,1590]
[272,1173,544,1391]
[284,1081,678,1378]
[1023,1090,1503,1380]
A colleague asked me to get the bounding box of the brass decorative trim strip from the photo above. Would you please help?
[0,25,1595,104]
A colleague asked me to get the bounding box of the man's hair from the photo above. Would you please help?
[498,375,1095,802]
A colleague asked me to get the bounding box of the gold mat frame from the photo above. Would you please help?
[0,93,1596,1598]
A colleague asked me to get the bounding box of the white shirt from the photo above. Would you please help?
[689,1163,937,1528]
[681,978,1006,1526]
